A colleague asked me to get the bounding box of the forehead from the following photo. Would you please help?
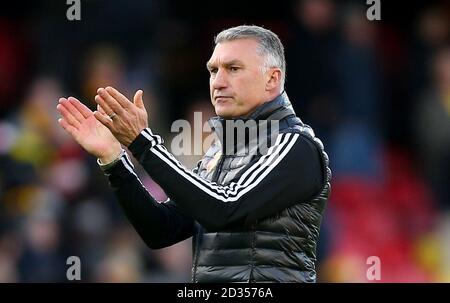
[207,39,262,66]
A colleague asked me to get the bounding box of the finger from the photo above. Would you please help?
[133,90,145,109]
[94,94,115,117]
[97,88,124,114]
[94,110,114,129]
[62,97,85,123]
[57,102,81,129]
[68,97,93,119]
[106,86,133,108]
[58,97,67,108]
[97,104,108,115]
[58,118,78,137]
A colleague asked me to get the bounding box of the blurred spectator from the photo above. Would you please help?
[145,239,192,282]
[18,203,65,282]
[336,3,382,125]
[411,5,449,93]
[81,46,126,104]
[330,3,383,178]
[286,0,340,143]
[93,225,144,282]
[0,19,32,115]
[415,47,450,208]
[0,228,21,282]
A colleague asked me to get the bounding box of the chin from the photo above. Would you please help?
[215,107,233,118]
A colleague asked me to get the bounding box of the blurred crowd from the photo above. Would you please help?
[0,0,449,282]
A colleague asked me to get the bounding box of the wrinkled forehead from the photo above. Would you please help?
[207,39,263,67]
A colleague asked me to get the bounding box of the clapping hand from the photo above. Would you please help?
[56,97,122,164]
[93,87,148,147]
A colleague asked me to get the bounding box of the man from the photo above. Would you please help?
[56,25,331,282]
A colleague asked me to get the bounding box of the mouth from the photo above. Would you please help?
[214,96,233,103]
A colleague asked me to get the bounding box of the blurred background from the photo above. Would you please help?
[0,0,449,282]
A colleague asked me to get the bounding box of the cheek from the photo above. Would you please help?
[240,81,264,104]
[232,73,265,106]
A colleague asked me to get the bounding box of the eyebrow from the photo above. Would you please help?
[206,59,245,70]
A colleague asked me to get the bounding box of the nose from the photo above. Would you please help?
[211,68,228,90]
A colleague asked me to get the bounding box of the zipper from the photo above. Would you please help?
[192,153,226,282]
[249,219,258,282]
[191,224,202,282]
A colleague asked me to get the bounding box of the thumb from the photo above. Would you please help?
[133,90,144,109]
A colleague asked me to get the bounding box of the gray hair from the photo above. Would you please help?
[214,25,286,92]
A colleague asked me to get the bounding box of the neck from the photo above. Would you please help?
[237,89,285,119]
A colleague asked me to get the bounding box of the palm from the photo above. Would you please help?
[73,115,117,156]
[57,97,120,159]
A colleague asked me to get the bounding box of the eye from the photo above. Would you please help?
[209,68,218,75]
[230,66,240,72]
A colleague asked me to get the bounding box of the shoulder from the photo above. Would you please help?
[281,121,327,156]
[263,130,321,170]
[275,125,326,174]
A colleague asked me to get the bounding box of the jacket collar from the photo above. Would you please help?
[246,91,296,120]
[207,92,297,155]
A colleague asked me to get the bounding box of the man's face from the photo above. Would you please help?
[207,39,269,118]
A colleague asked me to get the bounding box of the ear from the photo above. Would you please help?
[265,68,282,91]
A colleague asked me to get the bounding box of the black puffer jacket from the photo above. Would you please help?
[102,92,331,283]
[192,93,331,282]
